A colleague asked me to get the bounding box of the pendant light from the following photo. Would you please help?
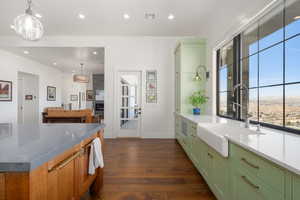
[13,0,44,41]
[73,63,89,83]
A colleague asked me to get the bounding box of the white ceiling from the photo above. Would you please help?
[0,0,273,37]
[2,47,105,73]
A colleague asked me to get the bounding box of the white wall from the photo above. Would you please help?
[0,36,179,138]
[0,49,63,123]
[110,38,177,138]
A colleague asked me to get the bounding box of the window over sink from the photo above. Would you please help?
[217,0,300,134]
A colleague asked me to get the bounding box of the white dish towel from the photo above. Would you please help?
[88,137,104,175]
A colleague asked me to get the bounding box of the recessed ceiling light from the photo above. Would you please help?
[93,51,98,55]
[35,13,42,18]
[10,25,15,30]
[53,62,57,66]
[123,14,130,20]
[294,16,300,20]
[168,14,175,20]
[78,13,86,19]
[23,50,29,55]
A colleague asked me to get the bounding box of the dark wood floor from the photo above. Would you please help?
[85,139,216,200]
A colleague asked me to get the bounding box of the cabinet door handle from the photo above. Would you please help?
[48,149,83,172]
[241,176,260,190]
[207,152,213,158]
[241,158,260,169]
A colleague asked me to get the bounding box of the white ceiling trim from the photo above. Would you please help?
[213,0,282,50]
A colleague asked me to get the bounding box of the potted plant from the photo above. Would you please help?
[189,91,209,115]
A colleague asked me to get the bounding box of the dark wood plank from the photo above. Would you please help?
[84,139,216,200]
[0,174,5,200]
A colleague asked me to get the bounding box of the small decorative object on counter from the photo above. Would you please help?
[189,91,209,115]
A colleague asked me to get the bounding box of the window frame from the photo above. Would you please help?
[216,0,300,134]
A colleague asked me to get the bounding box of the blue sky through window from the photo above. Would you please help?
[246,19,300,97]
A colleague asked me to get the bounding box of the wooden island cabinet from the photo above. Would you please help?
[0,130,104,200]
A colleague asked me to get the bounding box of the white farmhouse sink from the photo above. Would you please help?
[197,124,229,157]
[197,122,262,157]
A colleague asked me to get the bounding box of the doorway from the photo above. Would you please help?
[116,71,142,137]
[18,72,39,124]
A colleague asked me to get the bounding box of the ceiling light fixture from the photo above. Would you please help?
[168,14,175,20]
[294,16,300,20]
[78,13,86,19]
[73,63,89,83]
[13,0,44,41]
[53,62,57,66]
[10,25,15,30]
[123,14,130,20]
[93,51,98,55]
[23,50,29,55]
[35,13,42,18]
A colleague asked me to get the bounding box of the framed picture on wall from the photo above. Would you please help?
[70,94,78,101]
[86,90,94,101]
[25,95,33,100]
[47,86,56,101]
[0,80,12,101]
[146,70,157,103]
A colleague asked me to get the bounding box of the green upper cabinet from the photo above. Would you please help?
[175,39,206,114]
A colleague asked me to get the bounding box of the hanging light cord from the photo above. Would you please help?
[25,0,33,15]
[80,63,84,74]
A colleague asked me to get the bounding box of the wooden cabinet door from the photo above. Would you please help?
[48,159,76,200]
[76,147,97,197]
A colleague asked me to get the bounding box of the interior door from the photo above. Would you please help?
[17,77,24,123]
[117,71,142,137]
[18,72,39,124]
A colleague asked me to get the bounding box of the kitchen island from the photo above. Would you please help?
[0,123,105,200]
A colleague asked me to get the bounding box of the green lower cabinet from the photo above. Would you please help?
[292,174,300,200]
[175,116,300,200]
[210,149,229,200]
[191,137,229,200]
[232,168,284,200]
[200,141,210,180]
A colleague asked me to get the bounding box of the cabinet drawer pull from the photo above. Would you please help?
[241,158,259,169]
[241,176,260,190]
[48,149,83,172]
[207,152,213,158]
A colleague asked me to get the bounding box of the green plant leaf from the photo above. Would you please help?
[189,91,209,108]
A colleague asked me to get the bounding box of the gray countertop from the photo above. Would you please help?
[0,123,105,172]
